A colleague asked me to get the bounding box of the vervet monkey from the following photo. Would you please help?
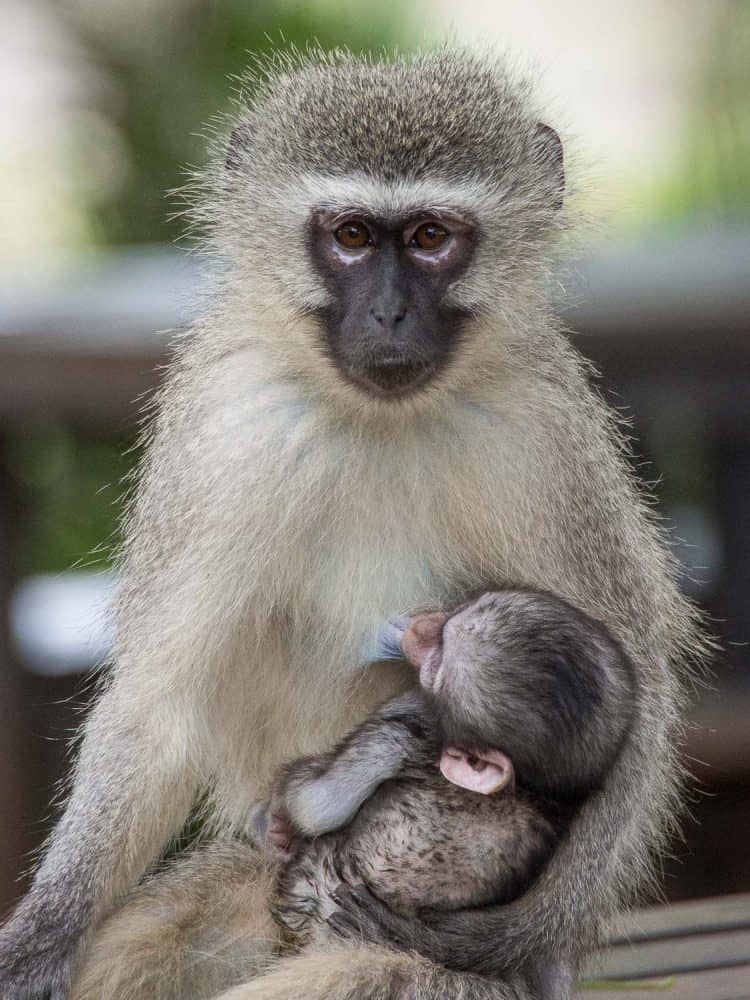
[0,49,703,1000]
[72,590,635,999]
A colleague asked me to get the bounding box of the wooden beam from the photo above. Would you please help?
[577,963,750,999]
[0,437,33,918]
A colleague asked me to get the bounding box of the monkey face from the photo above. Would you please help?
[405,591,575,756]
[307,210,478,397]
[210,53,567,415]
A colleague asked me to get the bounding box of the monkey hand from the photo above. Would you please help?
[327,886,573,998]
[251,797,302,863]
[267,809,301,862]
[327,884,519,970]
[328,884,450,960]
[0,893,80,1000]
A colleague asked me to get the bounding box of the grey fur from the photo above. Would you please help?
[0,48,706,1000]
[224,50,562,198]
[429,590,638,798]
[272,695,555,945]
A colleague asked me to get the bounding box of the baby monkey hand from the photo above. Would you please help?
[250,796,302,862]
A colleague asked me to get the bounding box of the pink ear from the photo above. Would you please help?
[440,746,514,795]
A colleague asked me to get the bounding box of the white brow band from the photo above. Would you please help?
[284,172,504,220]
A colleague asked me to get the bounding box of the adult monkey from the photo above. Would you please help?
[0,50,702,999]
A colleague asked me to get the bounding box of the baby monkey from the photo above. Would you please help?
[72,590,635,999]
[264,589,636,956]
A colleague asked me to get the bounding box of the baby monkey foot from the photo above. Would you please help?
[268,811,299,861]
[250,800,300,861]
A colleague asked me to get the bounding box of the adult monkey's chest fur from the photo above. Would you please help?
[231,450,515,788]
[286,413,522,638]
[292,476,507,664]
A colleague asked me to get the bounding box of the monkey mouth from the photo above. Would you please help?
[351,357,436,397]
[402,611,447,690]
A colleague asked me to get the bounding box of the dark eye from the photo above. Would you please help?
[411,222,449,251]
[334,221,371,250]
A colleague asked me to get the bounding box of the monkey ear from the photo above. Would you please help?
[440,747,515,795]
[532,122,564,210]
[225,121,253,171]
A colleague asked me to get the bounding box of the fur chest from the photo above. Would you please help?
[274,417,521,665]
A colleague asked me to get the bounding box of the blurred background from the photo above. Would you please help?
[1,0,749,918]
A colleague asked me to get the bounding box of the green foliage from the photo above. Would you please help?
[7,422,135,575]
[649,1,750,226]
[60,0,411,246]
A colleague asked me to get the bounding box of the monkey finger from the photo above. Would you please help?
[326,908,366,940]
[331,885,415,949]
[328,886,397,945]
[326,904,390,945]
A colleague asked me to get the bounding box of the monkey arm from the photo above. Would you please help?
[0,681,197,999]
[437,744,662,974]
[276,690,436,837]
[325,893,573,999]
[0,374,277,998]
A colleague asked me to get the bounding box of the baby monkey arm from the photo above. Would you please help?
[272,690,436,838]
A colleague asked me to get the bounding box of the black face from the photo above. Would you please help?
[308,210,478,397]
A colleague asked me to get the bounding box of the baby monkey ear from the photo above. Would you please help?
[532,122,565,210]
[440,746,515,795]
[225,121,253,171]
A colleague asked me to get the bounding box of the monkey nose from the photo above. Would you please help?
[370,305,407,326]
[403,612,448,670]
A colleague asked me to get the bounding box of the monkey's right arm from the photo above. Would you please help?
[0,370,275,999]
[0,670,202,1000]
[273,690,435,838]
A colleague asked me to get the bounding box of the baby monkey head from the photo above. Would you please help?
[213,51,566,409]
[402,590,635,799]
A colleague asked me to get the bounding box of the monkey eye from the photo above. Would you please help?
[334,220,373,250]
[410,222,449,251]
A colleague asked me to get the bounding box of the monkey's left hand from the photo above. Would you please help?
[328,885,574,999]
[328,884,450,963]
